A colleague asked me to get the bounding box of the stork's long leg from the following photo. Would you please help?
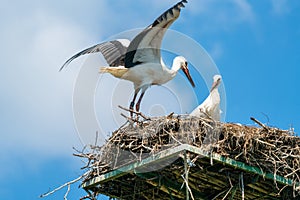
[129,88,140,117]
[135,87,148,113]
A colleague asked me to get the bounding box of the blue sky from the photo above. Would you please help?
[1,0,299,199]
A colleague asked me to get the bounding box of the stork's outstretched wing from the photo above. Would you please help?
[59,39,130,71]
[125,0,188,68]
[60,0,187,70]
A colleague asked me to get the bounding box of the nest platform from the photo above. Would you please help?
[76,115,300,200]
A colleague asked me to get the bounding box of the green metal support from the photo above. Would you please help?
[83,144,299,191]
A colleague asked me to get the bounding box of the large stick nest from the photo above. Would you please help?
[76,115,300,199]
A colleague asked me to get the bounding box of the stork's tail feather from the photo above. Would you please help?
[99,67,128,78]
[99,67,109,73]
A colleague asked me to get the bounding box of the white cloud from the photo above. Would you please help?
[0,5,100,157]
[270,0,290,15]
[187,0,256,31]
[232,0,255,23]
[208,42,224,61]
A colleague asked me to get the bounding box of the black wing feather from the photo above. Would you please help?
[60,40,129,71]
[124,0,187,68]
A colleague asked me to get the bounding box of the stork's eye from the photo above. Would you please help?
[184,61,187,66]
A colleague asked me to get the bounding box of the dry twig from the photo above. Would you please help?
[40,171,89,199]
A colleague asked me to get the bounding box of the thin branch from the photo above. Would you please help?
[40,171,89,198]
[222,175,234,200]
[211,190,226,200]
[284,168,300,178]
[118,105,150,120]
[93,131,99,152]
[184,151,189,200]
[250,117,269,131]
[166,112,174,118]
[180,174,195,200]
[120,113,139,123]
[255,138,276,148]
[64,184,70,200]
[240,172,244,200]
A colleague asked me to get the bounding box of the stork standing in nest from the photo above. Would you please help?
[190,75,222,121]
[60,0,195,116]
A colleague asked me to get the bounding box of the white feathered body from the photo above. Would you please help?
[190,85,220,121]
[100,61,178,90]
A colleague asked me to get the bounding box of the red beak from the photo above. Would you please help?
[182,66,195,87]
[210,77,221,92]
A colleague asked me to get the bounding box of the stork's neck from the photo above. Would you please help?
[165,58,181,78]
[210,81,220,92]
[157,58,182,85]
[160,59,176,77]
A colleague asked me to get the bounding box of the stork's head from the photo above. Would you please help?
[173,56,195,87]
[211,75,222,91]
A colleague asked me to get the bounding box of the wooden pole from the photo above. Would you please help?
[184,150,189,200]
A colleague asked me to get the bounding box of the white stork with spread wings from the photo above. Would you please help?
[190,75,221,121]
[60,0,195,116]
